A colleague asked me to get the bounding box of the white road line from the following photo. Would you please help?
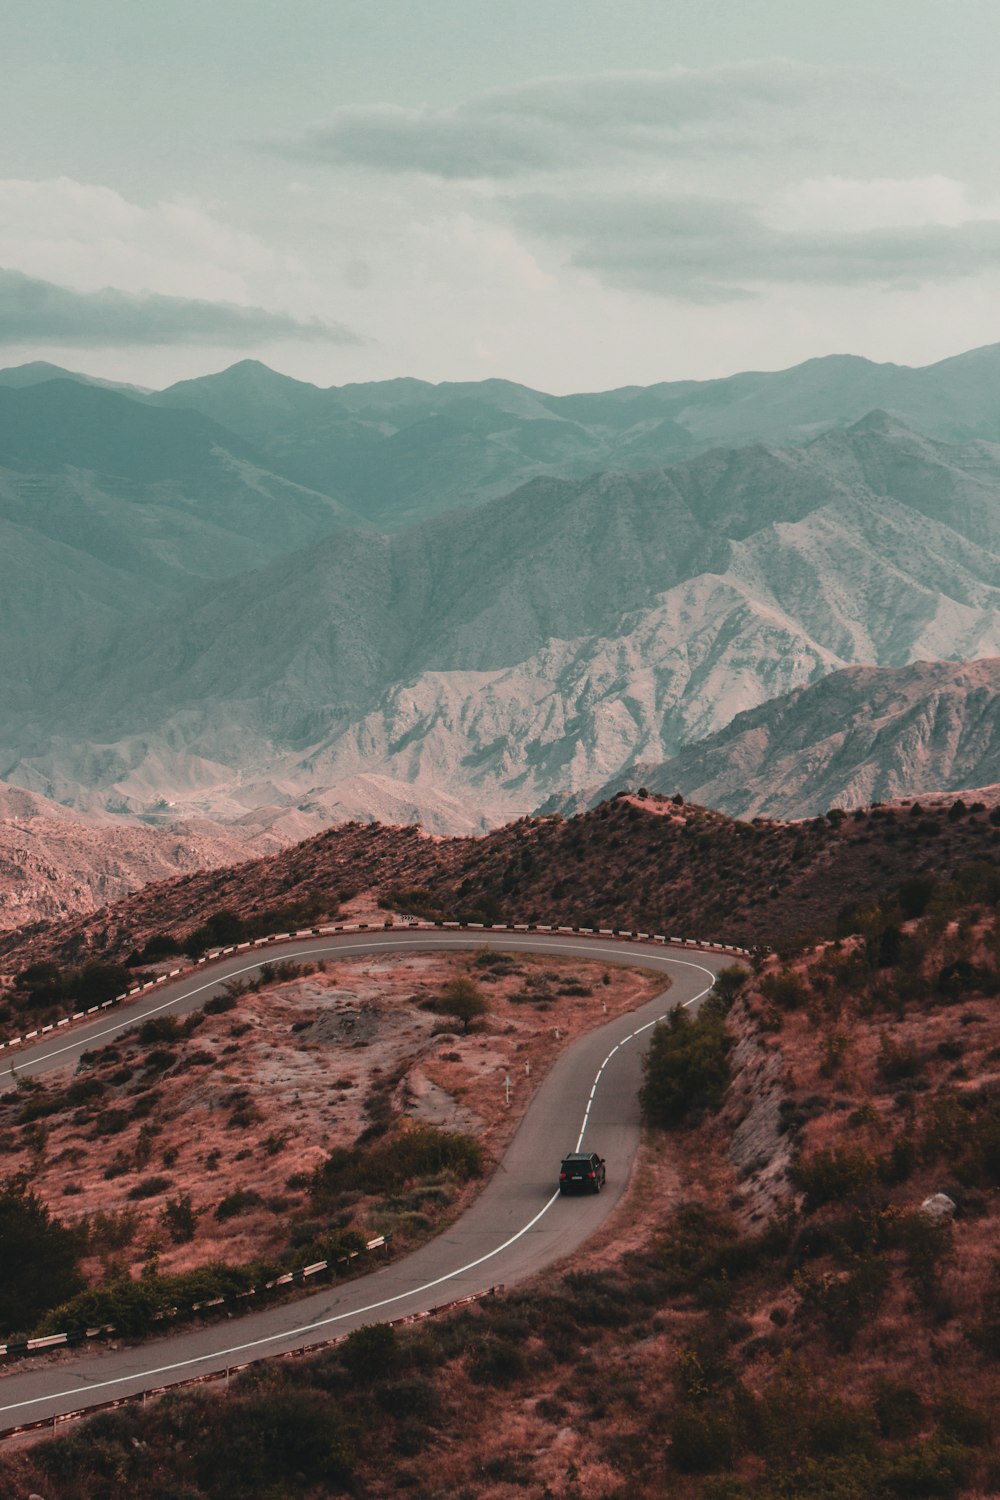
[0,937,719,1415]
[5,939,711,1078]
[0,1191,563,1415]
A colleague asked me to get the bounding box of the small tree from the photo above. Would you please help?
[712,964,748,1006]
[0,1183,84,1332]
[640,1000,731,1127]
[436,976,489,1033]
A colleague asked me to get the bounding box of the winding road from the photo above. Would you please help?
[0,930,732,1428]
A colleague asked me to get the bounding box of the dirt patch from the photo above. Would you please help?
[0,948,662,1298]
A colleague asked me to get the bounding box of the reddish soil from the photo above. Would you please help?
[0,949,661,1290]
[1,882,999,1497]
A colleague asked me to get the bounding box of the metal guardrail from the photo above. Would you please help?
[0,1237,391,1359]
[0,913,753,1442]
[0,922,750,1053]
[0,1284,504,1446]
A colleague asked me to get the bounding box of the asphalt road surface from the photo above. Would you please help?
[0,931,730,1426]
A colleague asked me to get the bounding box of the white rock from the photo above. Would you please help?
[920,1193,957,1220]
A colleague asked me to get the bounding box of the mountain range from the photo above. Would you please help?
[552,658,1000,821]
[4,346,1000,842]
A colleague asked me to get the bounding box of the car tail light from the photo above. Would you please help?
[559,1172,567,1179]
[587,1171,595,1178]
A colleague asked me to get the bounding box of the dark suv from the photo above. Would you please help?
[559,1151,606,1194]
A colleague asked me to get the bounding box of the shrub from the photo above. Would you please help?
[427,976,490,1032]
[127,1174,173,1200]
[195,1387,354,1498]
[163,1194,197,1244]
[670,1406,739,1473]
[138,1014,182,1045]
[641,1001,731,1127]
[874,1380,925,1439]
[760,969,809,1009]
[312,1124,483,1203]
[204,991,237,1015]
[39,1263,258,1338]
[341,1321,398,1381]
[795,1254,890,1351]
[792,1148,879,1211]
[129,932,183,965]
[469,1334,526,1386]
[652,1204,761,1293]
[214,1186,262,1220]
[85,1207,139,1253]
[0,1184,84,1333]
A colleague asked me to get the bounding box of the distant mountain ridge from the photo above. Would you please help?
[10,340,1000,528]
[5,346,1000,837]
[552,659,1000,821]
[4,405,1000,831]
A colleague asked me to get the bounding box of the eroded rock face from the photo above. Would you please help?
[6,407,1000,835]
[580,658,1000,823]
[724,1001,792,1221]
[0,780,274,931]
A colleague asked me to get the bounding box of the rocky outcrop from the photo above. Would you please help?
[573,658,1000,822]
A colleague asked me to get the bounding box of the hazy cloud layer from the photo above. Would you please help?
[0,268,360,347]
[287,62,866,179]
[511,193,1000,301]
[284,62,998,304]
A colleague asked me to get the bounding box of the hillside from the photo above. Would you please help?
[0,380,365,717]
[0,781,296,932]
[4,791,1000,981]
[564,659,1000,820]
[3,855,998,1499]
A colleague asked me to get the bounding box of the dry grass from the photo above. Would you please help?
[0,949,660,1293]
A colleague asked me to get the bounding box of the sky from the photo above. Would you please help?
[4,0,1000,392]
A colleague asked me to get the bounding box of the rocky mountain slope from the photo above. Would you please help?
[562,658,1000,820]
[0,380,365,715]
[6,410,1000,831]
[5,789,1000,976]
[0,781,301,932]
[13,340,1000,533]
[144,340,1000,527]
[6,353,1000,839]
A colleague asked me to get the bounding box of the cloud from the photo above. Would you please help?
[0,268,360,347]
[284,62,874,180]
[0,178,305,306]
[508,191,1000,302]
[775,175,996,233]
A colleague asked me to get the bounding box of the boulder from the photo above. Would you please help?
[919,1192,957,1221]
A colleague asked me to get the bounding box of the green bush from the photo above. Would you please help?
[195,1387,353,1498]
[670,1406,739,1473]
[312,1124,483,1203]
[761,968,810,1008]
[38,1262,258,1337]
[214,1186,263,1220]
[127,1174,173,1201]
[792,1147,880,1211]
[641,1000,732,1127]
[652,1204,761,1293]
[341,1321,398,1381]
[163,1193,197,1244]
[426,975,490,1032]
[468,1334,526,1386]
[0,1184,84,1333]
